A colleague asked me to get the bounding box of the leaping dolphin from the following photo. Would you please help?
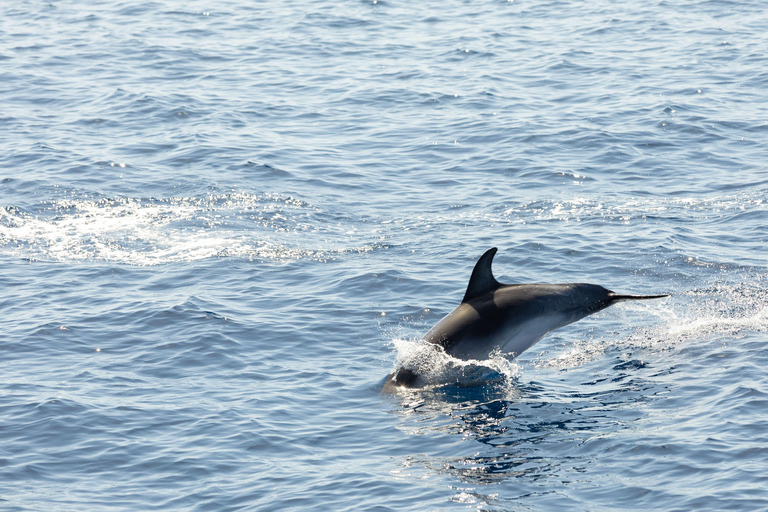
[382,248,667,392]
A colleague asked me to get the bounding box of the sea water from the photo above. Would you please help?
[2,1,768,510]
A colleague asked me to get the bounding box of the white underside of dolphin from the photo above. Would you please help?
[382,248,667,392]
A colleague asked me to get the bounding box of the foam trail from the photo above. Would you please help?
[0,194,376,265]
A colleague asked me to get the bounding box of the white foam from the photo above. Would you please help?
[0,193,375,265]
[391,337,520,388]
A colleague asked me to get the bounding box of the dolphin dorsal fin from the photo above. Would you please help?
[462,248,502,303]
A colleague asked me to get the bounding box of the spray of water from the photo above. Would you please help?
[390,337,520,389]
[539,283,768,370]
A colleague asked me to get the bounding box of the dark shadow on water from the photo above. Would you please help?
[387,361,670,496]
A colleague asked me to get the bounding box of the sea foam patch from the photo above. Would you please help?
[0,193,376,265]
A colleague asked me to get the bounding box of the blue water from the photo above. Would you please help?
[2,0,768,510]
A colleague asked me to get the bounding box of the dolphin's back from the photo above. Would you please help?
[425,283,603,359]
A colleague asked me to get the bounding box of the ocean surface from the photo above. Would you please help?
[2,1,768,510]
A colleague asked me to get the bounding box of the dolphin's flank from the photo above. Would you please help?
[382,248,668,392]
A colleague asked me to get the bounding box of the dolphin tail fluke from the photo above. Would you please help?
[608,293,669,303]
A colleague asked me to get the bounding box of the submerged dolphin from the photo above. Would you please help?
[382,248,667,392]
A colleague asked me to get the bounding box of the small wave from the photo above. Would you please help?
[499,193,768,225]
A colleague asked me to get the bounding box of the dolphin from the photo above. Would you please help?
[382,248,667,392]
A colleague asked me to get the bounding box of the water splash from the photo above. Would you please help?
[390,337,520,389]
[539,281,768,369]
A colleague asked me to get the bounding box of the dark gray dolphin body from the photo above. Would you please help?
[382,248,667,392]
